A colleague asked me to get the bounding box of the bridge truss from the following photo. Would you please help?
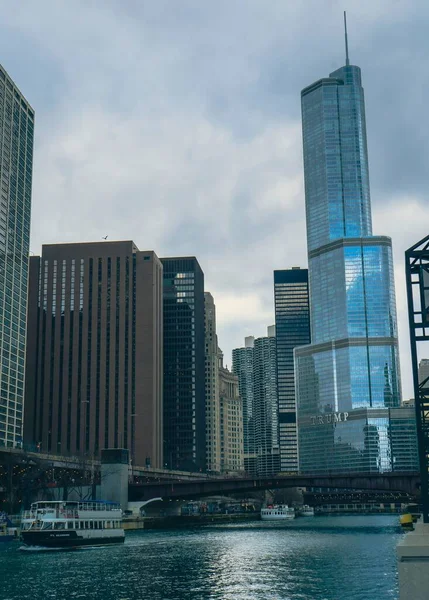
[406,233,429,522]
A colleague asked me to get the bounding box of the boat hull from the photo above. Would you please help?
[261,515,295,521]
[21,530,125,549]
[0,535,14,542]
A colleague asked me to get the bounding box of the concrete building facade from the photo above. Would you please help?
[219,350,244,474]
[204,292,221,472]
[24,241,163,468]
[418,359,429,385]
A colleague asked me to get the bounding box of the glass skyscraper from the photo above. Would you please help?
[232,336,255,473]
[295,42,418,473]
[0,64,34,448]
[233,328,280,476]
[161,257,205,472]
[274,268,310,473]
[253,326,280,476]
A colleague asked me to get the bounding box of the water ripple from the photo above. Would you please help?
[0,515,401,600]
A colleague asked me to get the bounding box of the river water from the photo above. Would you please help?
[0,515,402,600]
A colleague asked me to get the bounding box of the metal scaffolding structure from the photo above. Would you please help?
[405,233,429,523]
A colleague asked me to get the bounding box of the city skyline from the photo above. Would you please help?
[0,7,426,599]
[1,3,428,399]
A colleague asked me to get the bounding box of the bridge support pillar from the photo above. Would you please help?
[100,449,129,509]
[397,521,429,599]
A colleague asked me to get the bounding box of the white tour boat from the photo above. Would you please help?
[300,505,315,517]
[20,500,125,549]
[261,505,295,520]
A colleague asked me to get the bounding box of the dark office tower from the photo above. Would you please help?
[0,64,34,448]
[24,242,163,467]
[161,257,205,472]
[253,326,280,476]
[232,336,255,473]
[274,268,310,473]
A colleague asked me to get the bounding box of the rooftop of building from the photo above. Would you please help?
[0,62,35,114]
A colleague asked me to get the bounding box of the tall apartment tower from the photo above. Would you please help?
[204,292,221,472]
[218,349,244,474]
[295,23,418,473]
[253,326,280,476]
[232,336,255,473]
[0,64,34,448]
[274,268,310,473]
[24,242,163,468]
[161,257,205,472]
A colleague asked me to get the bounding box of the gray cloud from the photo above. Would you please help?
[1,0,429,398]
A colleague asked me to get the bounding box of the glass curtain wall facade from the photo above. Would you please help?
[253,327,280,476]
[274,268,310,473]
[232,337,255,473]
[296,58,418,473]
[162,257,205,472]
[0,64,34,448]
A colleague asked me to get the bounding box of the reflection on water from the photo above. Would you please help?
[0,515,401,600]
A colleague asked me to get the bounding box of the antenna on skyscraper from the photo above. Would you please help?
[344,11,350,66]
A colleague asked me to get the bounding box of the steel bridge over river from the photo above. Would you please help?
[0,448,421,509]
[128,472,421,502]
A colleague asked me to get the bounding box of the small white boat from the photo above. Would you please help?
[261,505,295,520]
[300,505,315,517]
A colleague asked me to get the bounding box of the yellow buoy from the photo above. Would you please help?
[400,513,414,528]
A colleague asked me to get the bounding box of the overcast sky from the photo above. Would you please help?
[1,0,428,398]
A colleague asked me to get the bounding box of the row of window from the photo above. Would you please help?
[40,520,121,530]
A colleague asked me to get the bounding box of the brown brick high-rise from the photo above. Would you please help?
[24,241,163,467]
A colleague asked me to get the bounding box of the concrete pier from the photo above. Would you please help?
[100,449,129,509]
[397,521,429,599]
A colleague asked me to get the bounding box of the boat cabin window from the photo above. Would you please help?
[54,522,65,530]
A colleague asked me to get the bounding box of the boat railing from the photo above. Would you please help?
[77,503,121,512]
[22,508,121,520]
